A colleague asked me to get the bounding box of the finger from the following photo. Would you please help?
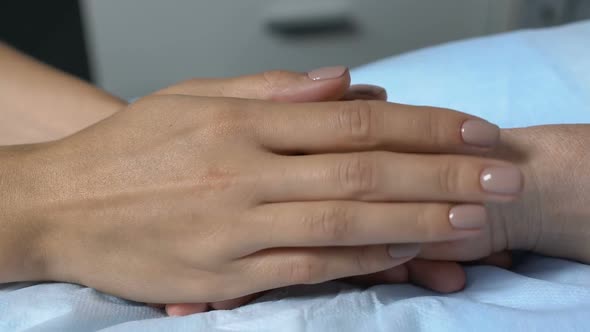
[250,99,500,154]
[165,292,263,316]
[419,236,493,262]
[240,244,420,291]
[166,303,208,316]
[342,84,387,101]
[156,67,351,102]
[472,251,512,269]
[345,260,467,294]
[209,293,260,310]
[262,152,523,203]
[345,265,409,285]
[242,202,483,254]
[229,262,460,295]
[406,260,466,293]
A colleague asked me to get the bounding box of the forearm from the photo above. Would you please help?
[0,42,126,145]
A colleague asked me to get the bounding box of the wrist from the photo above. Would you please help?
[0,144,54,282]
[491,125,590,262]
[522,125,590,262]
[487,127,543,252]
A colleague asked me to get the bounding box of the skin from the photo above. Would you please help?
[5,92,520,303]
[1,43,588,316]
[0,42,123,144]
[0,42,483,309]
[154,76,510,313]
[151,75,512,315]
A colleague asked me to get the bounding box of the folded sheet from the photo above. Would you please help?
[2,20,590,332]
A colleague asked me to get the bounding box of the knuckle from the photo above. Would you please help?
[261,70,292,94]
[337,100,377,144]
[337,153,379,197]
[205,99,250,131]
[353,246,379,274]
[422,109,444,148]
[420,108,460,148]
[286,255,325,284]
[437,158,461,195]
[304,205,352,242]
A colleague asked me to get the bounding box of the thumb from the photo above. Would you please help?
[155,66,352,102]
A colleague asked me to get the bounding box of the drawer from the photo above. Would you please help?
[82,0,513,98]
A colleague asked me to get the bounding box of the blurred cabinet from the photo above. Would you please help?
[81,0,518,99]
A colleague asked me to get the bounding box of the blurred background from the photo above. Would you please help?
[1,0,589,99]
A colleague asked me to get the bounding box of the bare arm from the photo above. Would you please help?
[0,42,125,282]
[0,42,125,145]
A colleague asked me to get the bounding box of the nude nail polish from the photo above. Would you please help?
[388,243,421,259]
[461,119,500,147]
[449,205,487,229]
[307,66,348,81]
[480,166,523,194]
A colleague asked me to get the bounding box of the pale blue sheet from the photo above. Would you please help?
[2,20,590,332]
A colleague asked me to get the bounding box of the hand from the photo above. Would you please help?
[149,70,515,315]
[0,58,496,315]
[12,69,521,305]
[163,121,590,316]
[162,252,513,316]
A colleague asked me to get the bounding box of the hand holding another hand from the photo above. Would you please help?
[12,68,521,310]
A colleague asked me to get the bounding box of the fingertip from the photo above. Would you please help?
[166,303,208,317]
[477,251,512,269]
[343,84,388,101]
[307,66,349,81]
[407,260,466,293]
[209,293,259,310]
[345,264,409,286]
[270,67,351,102]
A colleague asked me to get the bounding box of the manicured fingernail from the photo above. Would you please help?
[480,166,523,194]
[307,66,348,81]
[346,84,388,100]
[461,119,500,147]
[388,243,421,259]
[449,205,487,229]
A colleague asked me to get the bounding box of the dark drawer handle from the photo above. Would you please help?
[265,2,357,37]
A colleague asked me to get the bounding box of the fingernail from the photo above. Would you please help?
[388,243,421,259]
[480,166,523,194]
[307,66,348,81]
[461,119,500,147]
[346,84,388,100]
[449,205,487,229]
